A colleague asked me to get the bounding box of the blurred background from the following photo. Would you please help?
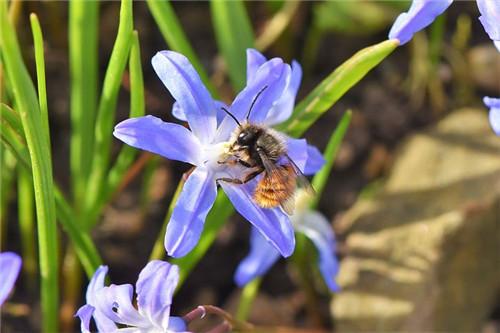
[1,1,499,332]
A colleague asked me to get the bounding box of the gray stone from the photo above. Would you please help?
[331,109,500,332]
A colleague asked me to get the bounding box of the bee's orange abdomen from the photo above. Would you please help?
[254,165,296,209]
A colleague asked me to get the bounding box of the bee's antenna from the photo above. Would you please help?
[221,107,242,127]
[245,85,268,121]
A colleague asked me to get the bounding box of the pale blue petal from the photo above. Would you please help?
[94,284,149,327]
[172,100,229,125]
[477,0,500,41]
[494,40,500,52]
[234,228,280,287]
[168,317,188,332]
[304,144,325,175]
[215,59,290,141]
[0,252,21,306]
[388,0,453,45]
[285,137,308,172]
[75,305,95,333]
[264,60,303,126]
[295,211,340,292]
[220,181,295,257]
[246,49,267,84]
[83,265,117,332]
[165,167,217,258]
[484,96,500,136]
[152,51,217,142]
[114,116,203,166]
[136,261,178,331]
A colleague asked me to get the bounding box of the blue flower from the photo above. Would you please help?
[389,0,500,50]
[75,260,188,333]
[235,190,340,292]
[0,252,22,306]
[484,97,500,136]
[114,50,324,259]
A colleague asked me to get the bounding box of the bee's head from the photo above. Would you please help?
[233,125,262,149]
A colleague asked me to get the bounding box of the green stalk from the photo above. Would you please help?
[1,103,102,277]
[69,0,99,210]
[0,3,59,331]
[85,0,133,222]
[310,110,352,208]
[98,31,145,212]
[17,167,37,289]
[236,277,261,321]
[146,0,217,97]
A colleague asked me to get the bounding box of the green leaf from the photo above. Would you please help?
[0,104,102,277]
[85,0,133,220]
[146,0,218,97]
[210,0,255,90]
[69,0,99,208]
[0,3,59,330]
[277,39,399,137]
[100,30,145,211]
[311,110,352,208]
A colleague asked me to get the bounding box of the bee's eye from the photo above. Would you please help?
[237,131,253,145]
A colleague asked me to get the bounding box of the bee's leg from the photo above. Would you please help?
[237,159,253,168]
[216,167,263,185]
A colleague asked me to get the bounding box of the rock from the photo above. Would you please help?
[331,109,500,332]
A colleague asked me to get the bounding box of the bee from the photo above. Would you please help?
[217,86,314,215]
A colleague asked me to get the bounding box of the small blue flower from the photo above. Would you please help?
[389,0,500,50]
[484,97,500,136]
[235,191,340,292]
[75,260,188,333]
[114,50,324,259]
[0,252,22,306]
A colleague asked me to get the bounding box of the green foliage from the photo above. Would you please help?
[211,0,255,91]
[0,6,59,330]
[278,39,399,137]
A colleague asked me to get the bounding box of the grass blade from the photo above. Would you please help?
[68,0,99,209]
[101,31,145,210]
[85,0,133,219]
[146,0,217,97]
[1,104,102,277]
[311,110,352,207]
[0,3,59,330]
[210,0,254,90]
[277,40,398,137]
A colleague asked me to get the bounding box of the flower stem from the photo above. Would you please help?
[236,277,261,321]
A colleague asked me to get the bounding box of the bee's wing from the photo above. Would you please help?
[284,154,316,196]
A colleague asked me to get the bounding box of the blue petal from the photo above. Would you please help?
[0,252,21,306]
[264,60,303,126]
[152,51,218,142]
[94,284,149,327]
[168,317,188,332]
[477,0,500,42]
[494,40,500,52]
[304,144,325,175]
[286,137,308,172]
[234,228,281,287]
[246,49,267,84]
[136,261,178,331]
[75,304,95,333]
[294,211,340,292]
[215,59,290,141]
[114,115,203,166]
[388,0,453,45]
[165,167,218,257]
[82,265,117,332]
[220,181,295,257]
[172,100,229,125]
[484,96,500,136]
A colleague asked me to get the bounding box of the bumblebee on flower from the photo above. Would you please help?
[114,49,325,259]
